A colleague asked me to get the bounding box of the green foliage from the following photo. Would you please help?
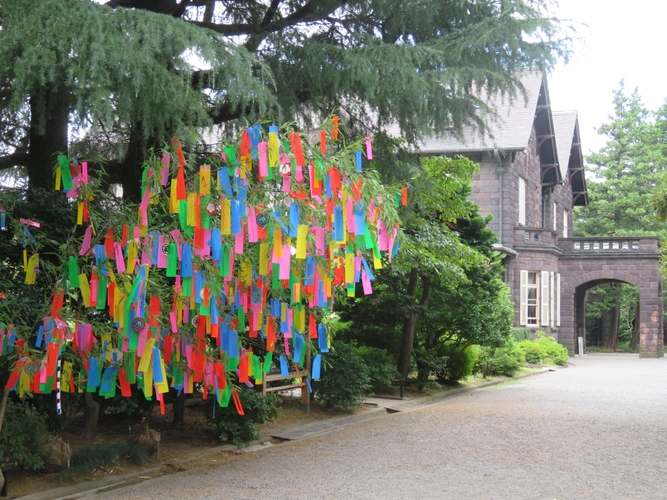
[436,345,478,384]
[354,346,401,394]
[0,399,50,470]
[313,342,371,412]
[517,332,569,365]
[517,340,546,364]
[70,442,149,472]
[511,328,532,342]
[533,335,569,365]
[475,340,525,378]
[206,388,280,446]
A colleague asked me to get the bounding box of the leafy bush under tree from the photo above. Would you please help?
[313,341,371,412]
[354,346,401,394]
[206,388,280,446]
[0,399,50,470]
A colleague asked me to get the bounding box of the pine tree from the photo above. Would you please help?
[0,0,571,198]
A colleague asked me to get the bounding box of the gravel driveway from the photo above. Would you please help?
[92,355,667,500]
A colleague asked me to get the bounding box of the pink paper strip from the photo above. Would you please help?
[235,227,244,254]
[258,142,268,178]
[169,311,178,333]
[79,225,93,256]
[314,227,325,256]
[82,162,89,184]
[157,234,167,268]
[282,174,291,192]
[279,245,290,280]
[366,137,373,160]
[114,242,126,273]
[247,207,259,243]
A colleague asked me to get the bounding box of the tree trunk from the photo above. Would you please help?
[605,306,620,352]
[82,392,99,441]
[172,390,185,424]
[397,271,431,380]
[630,303,641,350]
[0,389,9,434]
[397,268,419,379]
[27,91,69,192]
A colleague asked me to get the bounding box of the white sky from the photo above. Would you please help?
[549,0,667,156]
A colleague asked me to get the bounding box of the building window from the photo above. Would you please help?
[520,270,560,327]
[563,210,569,238]
[520,270,539,326]
[519,177,526,225]
[553,202,557,231]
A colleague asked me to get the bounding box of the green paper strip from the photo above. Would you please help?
[219,385,232,407]
[167,243,178,277]
[263,352,273,373]
[68,256,80,288]
[124,351,137,383]
[96,276,108,310]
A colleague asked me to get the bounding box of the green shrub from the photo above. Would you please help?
[354,346,400,394]
[534,336,569,365]
[206,388,280,445]
[436,345,478,384]
[511,328,532,342]
[0,399,50,470]
[475,340,525,377]
[414,347,448,389]
[517,339,546,364]
[313,341,371,412]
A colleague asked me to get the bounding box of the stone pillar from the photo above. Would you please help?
[638,285,663,358]
[560,285,576,354]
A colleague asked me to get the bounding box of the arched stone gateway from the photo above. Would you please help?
[558,237,663,357]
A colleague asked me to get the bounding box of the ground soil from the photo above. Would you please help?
[3,372,515,499]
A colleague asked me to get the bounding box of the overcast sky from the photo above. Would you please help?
[548,0,667,156]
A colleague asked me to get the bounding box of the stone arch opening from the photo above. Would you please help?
[567,270,663,358]
[574,279,640,351]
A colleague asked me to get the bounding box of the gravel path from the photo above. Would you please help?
[92,355,667,499]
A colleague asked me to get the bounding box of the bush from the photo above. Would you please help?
[436,345,478,384]
[354,346,401,394]
[475,340,525,378]
[518,340,546,364]
[206,388,280,446]
[534,336,569,365]
[313,341,371,412]
[511,328,532,342]
[0,399,50,470]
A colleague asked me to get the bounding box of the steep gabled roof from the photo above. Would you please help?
[552,111,588,206]
[416,72,544,154]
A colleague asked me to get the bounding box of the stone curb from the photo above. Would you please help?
[19,367,556,499]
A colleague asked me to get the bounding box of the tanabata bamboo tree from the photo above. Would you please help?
[0,119,402,434]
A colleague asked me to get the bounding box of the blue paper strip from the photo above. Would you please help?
[312,354,322,379]
[289,203,300,237]
[356,150,362,171]
[318,324,329,353]
[152,348,164,382]
[218,168,233,197]
[279,355,289,377]
[181,244,193,277]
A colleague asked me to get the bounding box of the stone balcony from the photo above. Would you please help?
[559,236,660,256]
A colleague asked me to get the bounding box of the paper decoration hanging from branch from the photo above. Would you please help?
[6,118,402,415]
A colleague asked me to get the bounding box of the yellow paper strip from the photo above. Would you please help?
[79,273,91,307]
[199,166,211,195]
[296,224,308,259]
[170,179,179,213]
[259,243,269,275]
[138,337,156,374]
[345,253,355,284]
[221,199,231,235]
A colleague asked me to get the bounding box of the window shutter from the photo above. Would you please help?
[550,271,555,327]
[553,203,557,231]
[519,178,526,225]
[520,270,528,326]
[556,273,561,326]
[541,270,550,326]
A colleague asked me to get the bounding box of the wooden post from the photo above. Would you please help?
[301,348,311,413]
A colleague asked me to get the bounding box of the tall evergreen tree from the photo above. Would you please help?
[575,83,667,349]
[0,0,571,198]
